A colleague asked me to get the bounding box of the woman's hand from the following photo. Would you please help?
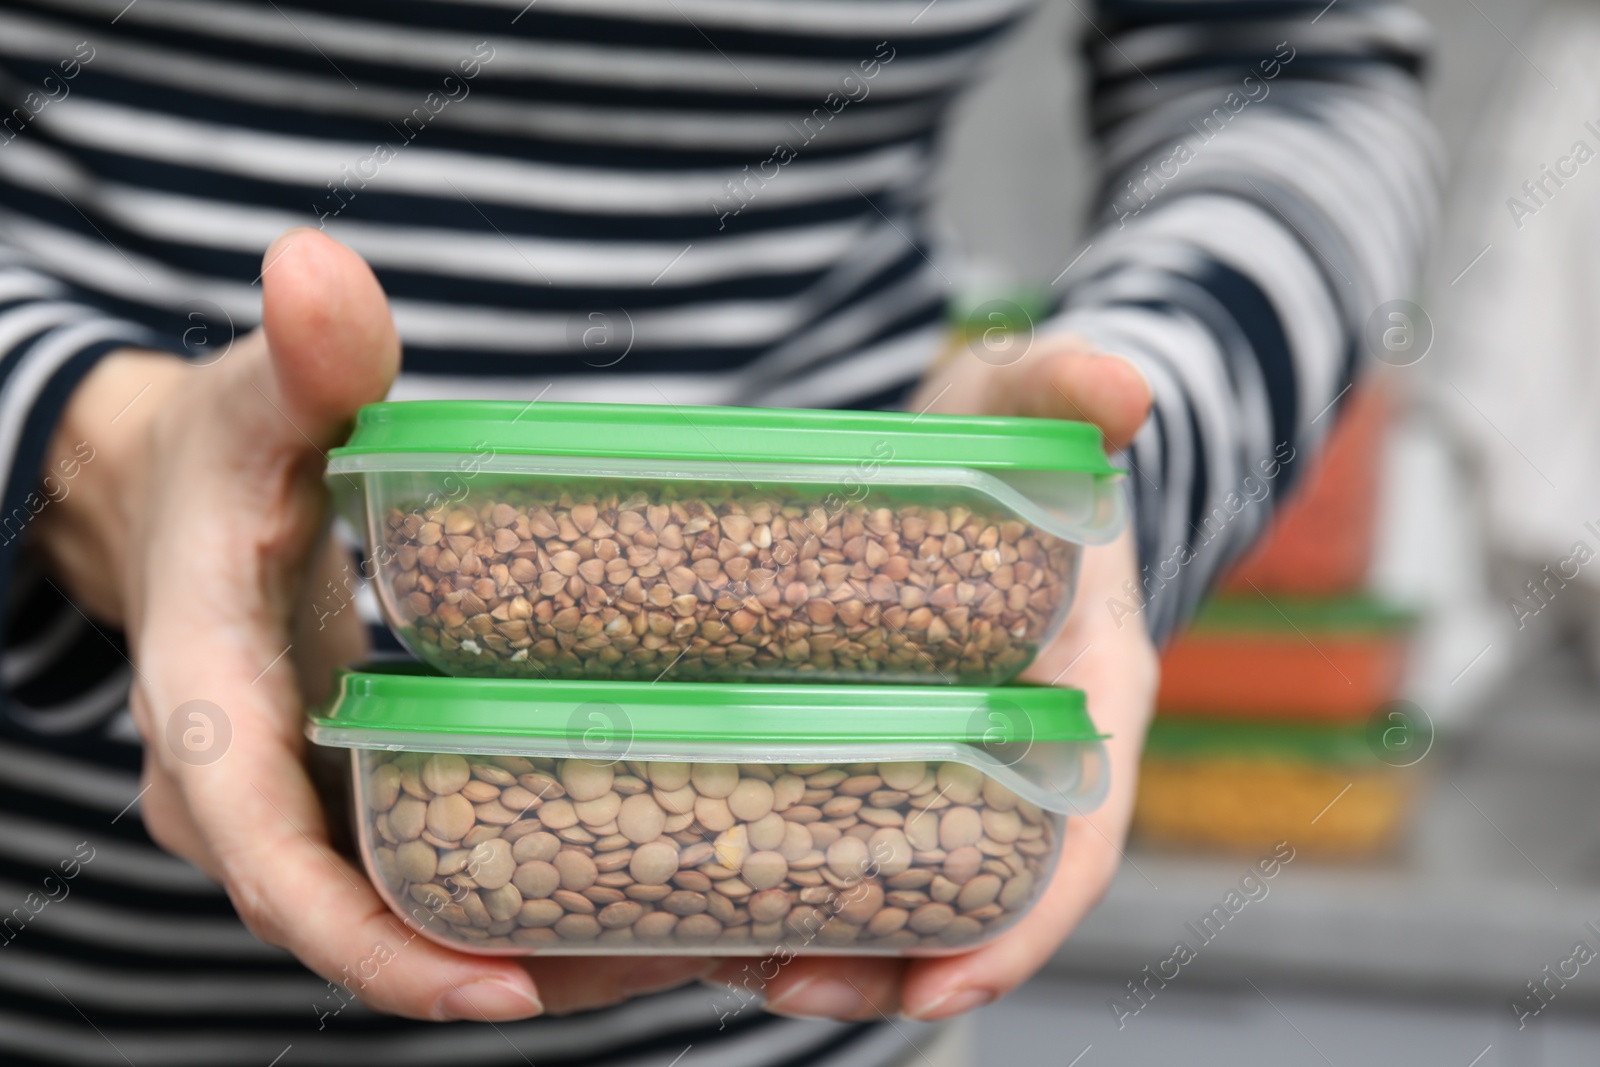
[39,237,1155,1024]
[703,333,1160,1020]
[36,228,715,1021]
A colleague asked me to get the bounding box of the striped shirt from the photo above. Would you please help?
[0,1,1439,1064]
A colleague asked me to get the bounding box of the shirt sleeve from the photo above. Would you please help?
[1047,0,1443,645]
[0,253,178,608]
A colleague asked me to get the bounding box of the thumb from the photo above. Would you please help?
[1010,346,1151,453]
[258,227,399,447]
[911,336,1152,453]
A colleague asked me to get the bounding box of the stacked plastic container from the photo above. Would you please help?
[310,400,1127,955]
[1133,384,1419,857]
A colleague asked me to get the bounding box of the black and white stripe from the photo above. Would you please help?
[1052,0,1440,638]
[0,0,1437,1063]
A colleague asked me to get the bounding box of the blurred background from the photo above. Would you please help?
[930,1,1600,1062]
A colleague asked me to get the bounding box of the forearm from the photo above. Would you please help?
[1058,0,1442,642]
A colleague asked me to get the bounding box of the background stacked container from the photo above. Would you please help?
[1132,384,1422,856]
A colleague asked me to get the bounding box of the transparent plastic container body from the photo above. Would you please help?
[308,668,1108,957]
[329,402,1124,684]
[353,749,1072,956]
[335,460,1111,685]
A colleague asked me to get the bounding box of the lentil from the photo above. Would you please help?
[363,754,1057,953]
[380,495,1075,684]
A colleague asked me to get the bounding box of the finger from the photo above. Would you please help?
[131,756,219,880]
[131,230,539,1021]
[187,714,544,1020]
[259,227,400,445]
[900,533,1155,1019]
[899,812,1125,1020]
[289,531,371,706]
[1009,346,1152,451]
[704,956,906,1021]
[138,611,545,1021]
[137,566,549,1021]
[908,336,1152,451]
[899,720,1140,1020]
[139,610,542,1021]
[520,957,719,1016]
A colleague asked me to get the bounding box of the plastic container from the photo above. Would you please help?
[1156,595,1413,720]
[1221,382,1390,596]
[307,666,1107,956]
[1133,718,1413,857]
[326,401,1123,685]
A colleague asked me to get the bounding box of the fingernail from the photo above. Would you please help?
[619,958,720,997]
[906,987,994,1021]
[1111,352,1153,400]
[766,977,869,1019]
[434,978,543,1022]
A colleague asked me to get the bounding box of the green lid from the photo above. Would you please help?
[306,665,1109,813]
[1187,594,1417,636]
[328,401,1118,477]
[1144,717,1377,765]
[947,289,1053,336]
[308,664,1096,744]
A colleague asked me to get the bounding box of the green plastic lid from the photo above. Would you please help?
[305,665,1109,813]
[946,289,1053,336]
[328,400,1118,477]
[309,663,1096,744]
[1144,717,1377,765]
[1187,594,1416,636]
[326,400,1128,545]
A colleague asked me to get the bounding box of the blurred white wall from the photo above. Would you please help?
[931,0,1549,285]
